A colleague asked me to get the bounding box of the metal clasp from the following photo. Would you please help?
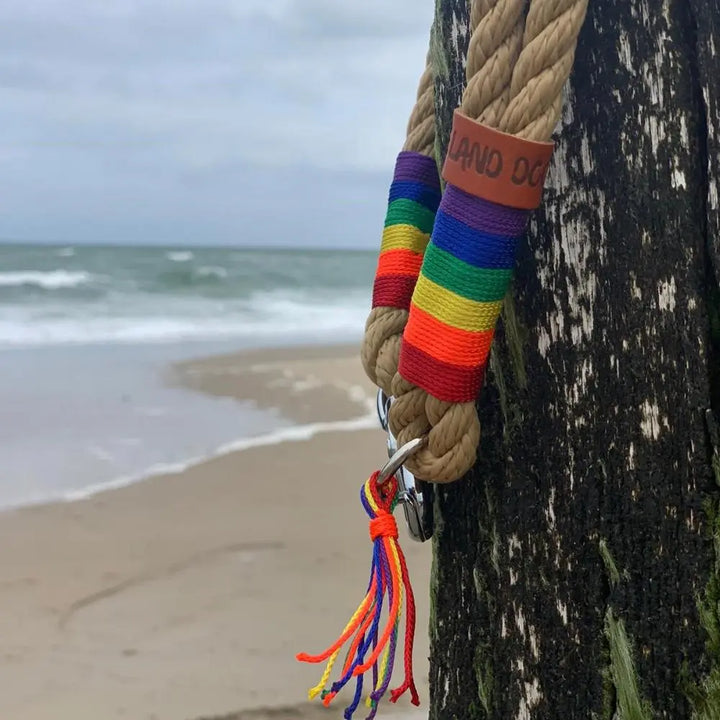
[376,390,433,543]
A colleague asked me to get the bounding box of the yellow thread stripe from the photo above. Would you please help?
[308,648,340,700]
[412,275,503,333]
[380,224,430,254]
[364,477,379,512]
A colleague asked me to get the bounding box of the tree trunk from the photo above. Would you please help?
[427,1,720,718]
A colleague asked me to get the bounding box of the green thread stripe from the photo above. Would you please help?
[384,199,436,235]
[422,243,513,303]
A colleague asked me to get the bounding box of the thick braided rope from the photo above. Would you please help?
[390,0,588,483]
[361,60,438,396]
[464,0,526,126]
[499,0,588,139]
[403,62,435,156]
[387,0,528,482]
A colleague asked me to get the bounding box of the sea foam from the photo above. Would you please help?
[0,270,93,289]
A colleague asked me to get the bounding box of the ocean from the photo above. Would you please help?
[0,244,378,508]
[0,244,377,349]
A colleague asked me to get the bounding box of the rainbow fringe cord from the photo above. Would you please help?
[372,152,442,311]
[296,472,419,719]
[399,184,531,403]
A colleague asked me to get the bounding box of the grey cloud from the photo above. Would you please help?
[283,0,434,40]
[0,1,434,246]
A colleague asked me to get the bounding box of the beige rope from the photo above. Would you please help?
[464,0,526,126]
[360,57,436,396]
[404,62,436,156]
[500,0,588,138]
[389,0,588,483]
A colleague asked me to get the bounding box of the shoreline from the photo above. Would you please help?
[61,412,379,506]
[0,341,375,514]
[0,341,432,720]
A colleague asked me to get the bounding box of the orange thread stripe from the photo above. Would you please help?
[376,249,424,278]
[296,577,377,664]
[341,604,377,678]
[404,304,495,367]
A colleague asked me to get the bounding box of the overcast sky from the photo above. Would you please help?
[0,1,435,247]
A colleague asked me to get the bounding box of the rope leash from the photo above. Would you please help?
[388,0,589,483]
[297,1,591,715]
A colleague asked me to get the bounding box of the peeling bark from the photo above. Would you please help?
[428,1,720,718]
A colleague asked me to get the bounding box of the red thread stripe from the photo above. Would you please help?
[399,340,486,403]
[372,275,417,310]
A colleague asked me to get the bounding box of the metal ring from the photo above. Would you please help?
[376,389,390,432]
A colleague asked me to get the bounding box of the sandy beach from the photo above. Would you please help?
[0,344,431,720]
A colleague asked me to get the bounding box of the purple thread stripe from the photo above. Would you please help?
[393,152,440,189]
[441,184,530,237]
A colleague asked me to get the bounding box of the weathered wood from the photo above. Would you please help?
[690,0,720,291]
[428,1,720,718]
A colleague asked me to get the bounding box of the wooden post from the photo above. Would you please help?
[427,0,720,717]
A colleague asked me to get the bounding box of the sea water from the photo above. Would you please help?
[0,244,377,508]
[0,244,376,348]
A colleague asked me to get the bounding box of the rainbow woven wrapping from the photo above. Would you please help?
[372,152,441,310]
[399,183,531,403]
[296,472,419,720]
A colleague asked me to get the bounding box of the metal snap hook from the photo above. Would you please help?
[375,389,433,543]
[396,467,433,543]
[378,438,431,542]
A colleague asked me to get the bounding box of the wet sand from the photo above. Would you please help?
[0,344,431,720]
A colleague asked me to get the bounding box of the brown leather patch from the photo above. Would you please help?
[442,111,555,210]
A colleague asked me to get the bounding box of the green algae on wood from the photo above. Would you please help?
[604,609,654,720]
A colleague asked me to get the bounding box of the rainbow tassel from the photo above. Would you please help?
[296,472,419,719]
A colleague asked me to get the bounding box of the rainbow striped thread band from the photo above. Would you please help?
[399,184,531,403]
[296,473,419,719]
[372,152,442,310]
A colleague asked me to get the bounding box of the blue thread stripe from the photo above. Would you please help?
[430,210,519,270]
[388,180,441,211]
